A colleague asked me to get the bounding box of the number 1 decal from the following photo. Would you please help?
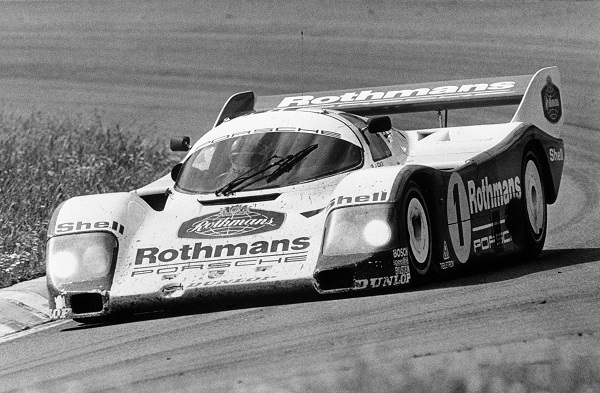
[446,172,471,263]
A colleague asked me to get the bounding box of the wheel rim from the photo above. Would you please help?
[524,159,545,238]
[407,196,430,265]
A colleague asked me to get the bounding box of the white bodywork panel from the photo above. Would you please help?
[405,123,522,169]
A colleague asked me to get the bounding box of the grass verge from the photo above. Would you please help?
[0,110,178,288]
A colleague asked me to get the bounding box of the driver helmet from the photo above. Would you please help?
[229,138,270,172]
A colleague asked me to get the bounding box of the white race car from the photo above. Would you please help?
[46,67,565,322]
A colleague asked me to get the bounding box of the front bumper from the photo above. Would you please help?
[314,247,411,294]
[48,276,317,321]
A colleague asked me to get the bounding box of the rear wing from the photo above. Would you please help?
[215,67,563,137]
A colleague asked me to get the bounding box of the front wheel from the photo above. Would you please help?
[73,316,108,325]
[402,182,433,277]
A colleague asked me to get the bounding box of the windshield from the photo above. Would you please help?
[175,131,363,194]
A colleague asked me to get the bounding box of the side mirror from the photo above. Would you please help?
[367,116,392,133]
[170,136,191,152]
[171,163,183,182]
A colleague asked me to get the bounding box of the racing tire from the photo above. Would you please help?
[73,316,110,325]
[402,182,433,278]
[73,317,100,325]
[520,150,547,258]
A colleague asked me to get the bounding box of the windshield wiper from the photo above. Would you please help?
[266,144,318,183]
[214,144,318,196]
[215,156,280,197]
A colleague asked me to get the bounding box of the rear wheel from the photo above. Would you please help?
[521,150,547,258]
[402,182,433,277]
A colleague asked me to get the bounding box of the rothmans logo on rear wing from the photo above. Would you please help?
[216,67,561,136]
[255,75,532,116]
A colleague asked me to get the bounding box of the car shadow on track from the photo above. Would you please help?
[318,247,600,302]
[60,248,600,331]
[417,247,600,290]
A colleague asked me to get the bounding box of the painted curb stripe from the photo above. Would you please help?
[0,324,16,336]
[0,296,50,319]
[0,277,51,339]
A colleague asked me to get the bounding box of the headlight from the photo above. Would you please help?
[50,251,79,279]
[363,219,393,247]
[47,232,118,284]
[322,204,398,256]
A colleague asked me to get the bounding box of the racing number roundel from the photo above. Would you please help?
[446,172,471,264]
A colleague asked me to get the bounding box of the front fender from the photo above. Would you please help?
[326,165,438,212]
[48,192,150,239]
[314,164,444,292]
[46,192,152,318]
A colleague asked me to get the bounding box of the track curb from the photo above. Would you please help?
[0,277,50,338]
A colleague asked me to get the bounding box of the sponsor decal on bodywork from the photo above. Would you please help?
[187,276,278,288]
[204,127,342,146]
[131,237,311,277]
[473,231,512,252]
[353,273,411,289]
[447,173,520,263]
[442,241,450,260]
[51,294,71,319]
[131,254,308,277]
[549,148,564,162]
[471,219,513,252]
[56,220,125,235]
[135,237,310,265]
[178,205,285,239]
[352,248,411,289]
[541,76,562,124]
[326,191,388,210]
[440,260,455,270]
[467,176,521,214]
[276,82,516,108]
[392,248,410,275]
[446,172,472,264]
[440,241,455,270]
[207,270,226,279]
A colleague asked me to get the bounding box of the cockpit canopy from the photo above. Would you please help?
[175,111,364,194]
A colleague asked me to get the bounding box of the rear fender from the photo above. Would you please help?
[524,129,564,205]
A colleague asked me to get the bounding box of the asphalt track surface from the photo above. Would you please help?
[1,1,599,392]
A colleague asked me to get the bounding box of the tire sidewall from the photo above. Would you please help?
[521,150,547,255]
[402,183,433,276]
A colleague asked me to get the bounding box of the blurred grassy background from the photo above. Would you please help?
[0,112,176,287]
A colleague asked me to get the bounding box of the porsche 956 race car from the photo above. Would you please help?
[46,67,565,322]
